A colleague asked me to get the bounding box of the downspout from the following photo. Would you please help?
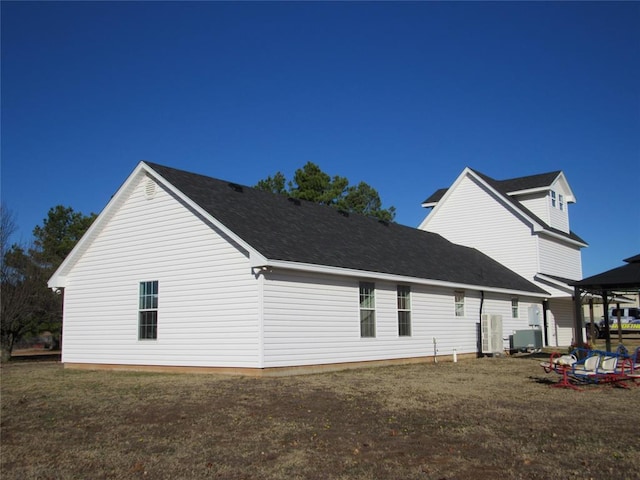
[252,267,267,369]
[542,299,549,347]
[477,291,485,357]
[573,286,585,346]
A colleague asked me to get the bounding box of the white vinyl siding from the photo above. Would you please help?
[421,175,539,281]
[419,170,583,347]
[260,271,537,367]
[538,235,583,280]
[547,298,575,347]
[518,193,550,225]
[519,190,569,233]
[482,293,543,350]
[548,198,570,233]
[61,175,261,368]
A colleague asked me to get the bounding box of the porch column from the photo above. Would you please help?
[573,286,585,346]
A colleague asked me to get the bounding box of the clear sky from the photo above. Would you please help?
[2,1,638,277]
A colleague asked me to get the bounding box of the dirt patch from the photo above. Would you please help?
[1,357,639,480]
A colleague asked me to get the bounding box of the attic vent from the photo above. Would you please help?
[228,182,244,193]
[145,179,157,199]
[338,209,349,217]
[288,197,301,206]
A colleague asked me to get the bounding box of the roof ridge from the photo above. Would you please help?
[143,162,547,295]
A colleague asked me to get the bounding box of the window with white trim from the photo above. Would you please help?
[139,280,158,340]
[550,190,557,208]
[511,298,519,318]
[558,194,564,211]
[397,285,411,337]
[454,291,465,317]
[359,282,376,338]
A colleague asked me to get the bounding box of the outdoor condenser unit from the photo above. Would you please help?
[512,329,543,351]
[481,314,503,354]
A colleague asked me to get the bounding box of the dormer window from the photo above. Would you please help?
[550,191,556,208]
[559,194,564,211]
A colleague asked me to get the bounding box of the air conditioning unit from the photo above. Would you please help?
[481,314,503,354]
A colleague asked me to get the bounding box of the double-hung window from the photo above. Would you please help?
[397,285,411,337]
[550,190,557,208]
[454,291,465,317]
[359,282,376,338]
[511,298,519,318]
[559,194,564,211]
[139,281,158,340]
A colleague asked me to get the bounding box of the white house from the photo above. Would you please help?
[418,168,588,347]
[48,162,549,375]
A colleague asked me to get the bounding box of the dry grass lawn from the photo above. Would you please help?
[1,354,639,480]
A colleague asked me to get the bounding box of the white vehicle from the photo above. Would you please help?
[588,307,640,338]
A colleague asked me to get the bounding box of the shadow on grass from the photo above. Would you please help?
[8,352,61,363]
[528,375,557,385]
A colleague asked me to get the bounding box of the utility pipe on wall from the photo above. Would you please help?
[433,337,437,363]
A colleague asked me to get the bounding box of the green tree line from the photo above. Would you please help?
[256,162,396,222]
[1,205,96,360]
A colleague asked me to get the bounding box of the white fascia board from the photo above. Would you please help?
[535,229,588,248]
[48,161,150,289]
[258,259,549,299]
[535,273,575,287]
[506,172,577,203]
[534,273,574,295]
[552,172,576,203]
[507,186,549,197]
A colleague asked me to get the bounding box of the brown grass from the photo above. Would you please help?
[2,353,639,480]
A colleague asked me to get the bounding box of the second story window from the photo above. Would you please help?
[559,194,564,211]
[550,190,556,208]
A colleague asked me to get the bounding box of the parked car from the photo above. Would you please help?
[587,307,640,339]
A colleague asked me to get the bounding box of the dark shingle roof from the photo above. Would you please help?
[424,171,563,205]
[495,171,562,193]
[423,169,587,245]
[422,188,448,205]
[146,162,547,295]
[572,254,640,293]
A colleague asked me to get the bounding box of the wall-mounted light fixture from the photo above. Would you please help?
[252,266,273,276]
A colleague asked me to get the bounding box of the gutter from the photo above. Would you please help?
[253,259,550,299]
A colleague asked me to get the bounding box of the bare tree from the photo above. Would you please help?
[1,204,96,360]
[0,206,47,360]
[1,204,17,258]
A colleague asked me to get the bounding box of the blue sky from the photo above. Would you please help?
[2,1,638,277]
